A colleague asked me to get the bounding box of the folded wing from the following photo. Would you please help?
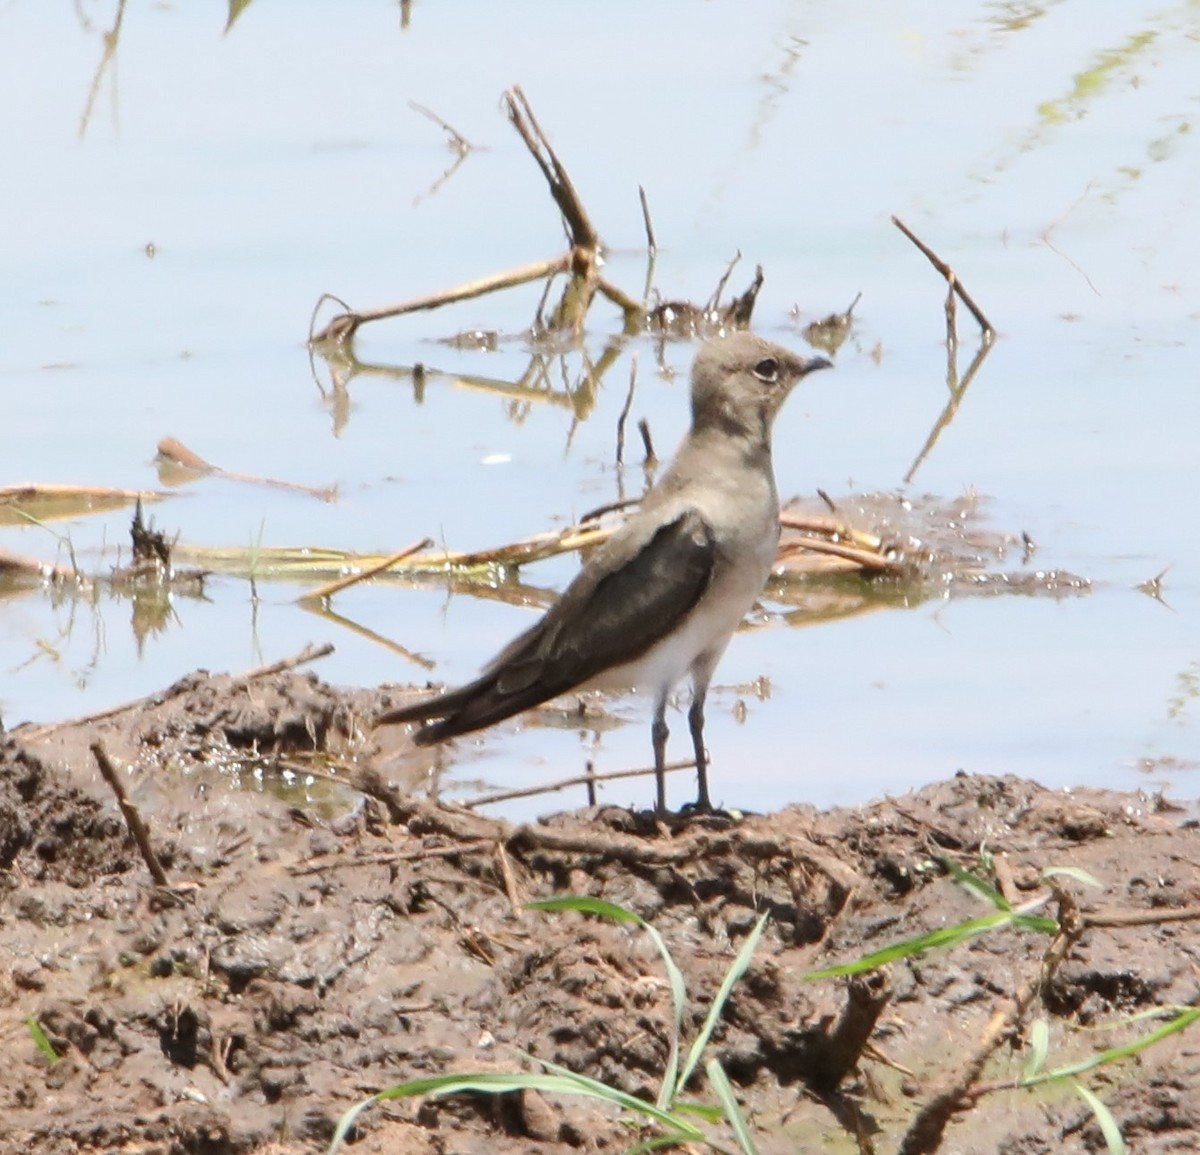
[378,508,717,743]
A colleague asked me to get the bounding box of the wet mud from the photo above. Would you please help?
[1,667,1198,1154]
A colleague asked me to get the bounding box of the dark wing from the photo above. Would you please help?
[377,508,717,742]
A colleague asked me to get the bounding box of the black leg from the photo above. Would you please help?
[687,689,712,813]
[651,692,670,815]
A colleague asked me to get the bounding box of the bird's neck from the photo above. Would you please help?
[689,415,772,469]
[662,421,776,505]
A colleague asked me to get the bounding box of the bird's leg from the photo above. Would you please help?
[687,691,712,813]
[687,656,718,813]
[651,691,670,815]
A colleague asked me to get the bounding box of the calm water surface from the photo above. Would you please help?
[2,1,1197,817]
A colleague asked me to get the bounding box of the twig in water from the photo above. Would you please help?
[408,100,475,155]
[156,438,337,502]
[504,86,598,252]
[91,740,170,887]
[891,216,995,341]
[638,185,658,254]
[311,255,569,345]
[638,418,657,467]
[615,356,638,469]
[238,642,335,682]
[299,538,434,603]
[902,337,994,484]
[706,251,742,313]
[462,759,694,810]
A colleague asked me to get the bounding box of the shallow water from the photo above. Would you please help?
[2,1,1197,817]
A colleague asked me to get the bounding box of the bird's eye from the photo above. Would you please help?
[753,357,780,383]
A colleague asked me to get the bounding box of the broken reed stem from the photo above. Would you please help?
[90,740,170,887]
[638,418,657,466]
[775,537,899,575]
[156,437,336,502]
[0,546,77,582]
[300,538,434,603]
[615,356,638,468]
[706,250,741,312]
[408,100,473,154]
[505,86,598,252]
[816,971,894,1090]
[1083,905,1200,929]
[311,256,568,344]
[891,215,995,341]
[493,840,524,914]
[597,277,648,324]
[237,642,335,681]
[463,759,695,810]
[638,184,658,254]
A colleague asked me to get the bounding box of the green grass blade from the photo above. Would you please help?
[528,1055,707,1139]
[1042,865,1104,889]
[1022,1017,1050,1080]
[676,912,769,1098]
[626,1135,697,1155]
[328,1069,706,1155]
[527,897,687,1112]
[804,908,1058,981]
[671,1101,726,1124]
[1070,1082,1126,1155]
[940,857,1011,911]
[26,1016,59,1065]
[1020,1008,1200,1088]
[526,896,643,923]
[706,1059,760,1155]
[640,918,687,1111]
[328,1094,379,1154]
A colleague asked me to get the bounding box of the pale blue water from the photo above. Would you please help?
[2,1,1197,817]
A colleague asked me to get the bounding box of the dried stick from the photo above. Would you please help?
[408,100,474,154]
[299,537,433,602]
[891,216,995,341]
[615,356,638,468]
[504,86,598,251]
[462,759,695,810]
[775,538,901,576]
[638,418,657,466]
[493,840,524,915]
[311,256,568,345]
[302,601,435,670]
[1084,905,1200,929]
[596,277,647,324]
[706,251,741,312]
[91,740,170,886]
[0,546,76,582]
[809,971,893,1091]
[156,438,337,502]
[902,337,993,484]
[237,642,335,681]
[292,841,495,875]
[638,185,658,254]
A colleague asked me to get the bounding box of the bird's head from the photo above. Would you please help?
[690,332,831,441]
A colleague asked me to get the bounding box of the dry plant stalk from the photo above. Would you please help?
[156,437,337,502]
[309,87,757,348]
[90,739,171,887]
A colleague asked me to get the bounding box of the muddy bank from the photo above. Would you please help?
[1,666,1198,1155]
